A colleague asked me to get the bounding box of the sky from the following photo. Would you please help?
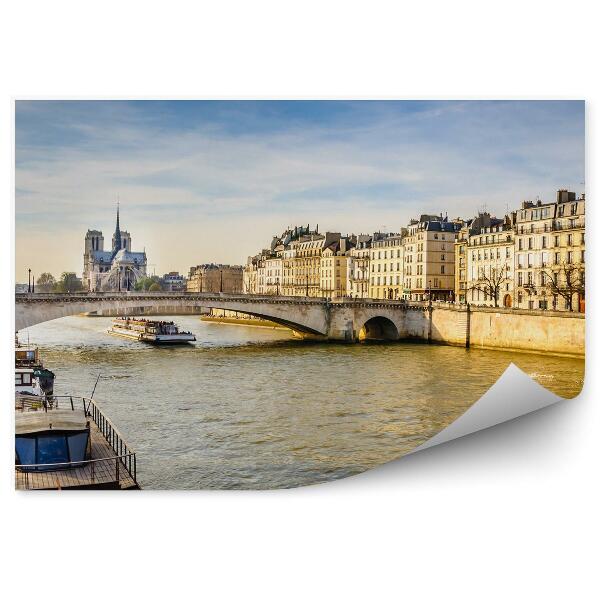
[15,100,584,281]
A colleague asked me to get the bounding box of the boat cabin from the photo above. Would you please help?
[15,410,91,471]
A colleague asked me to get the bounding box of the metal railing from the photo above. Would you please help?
[15,395,137,487]
[16,453,135,490]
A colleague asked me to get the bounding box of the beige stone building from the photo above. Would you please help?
[514,190,585,311]
[286,231,341,297]
[347,234,376,298]
[320,237,354,299]
[403,216,462,301]
[187,264,243,293]
[243,255,259,294]
[263,255,283,295]
[455,213,515,307]
[368,233,405,299]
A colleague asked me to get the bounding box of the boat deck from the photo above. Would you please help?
[15,396,139,491]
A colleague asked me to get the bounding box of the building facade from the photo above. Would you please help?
[187,264,243,293]
[513,190,585,311]
[83,206,147,291]
[368,233,404,299]
[161,272,187,292]
[455,213,515,307]
[403,216,462,301]
[347,235,373,298]
[320,237,354,299]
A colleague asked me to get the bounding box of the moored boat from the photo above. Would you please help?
[108,317,196,344]
[15,339,55,397]
[15,394,139,490]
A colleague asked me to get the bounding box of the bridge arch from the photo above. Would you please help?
[357,315,400,341]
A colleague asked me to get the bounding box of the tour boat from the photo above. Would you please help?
[108,317,196,344]
[15,340,55,398]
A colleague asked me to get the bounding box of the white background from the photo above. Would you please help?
[1,2,598,598]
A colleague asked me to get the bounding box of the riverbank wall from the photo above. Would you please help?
[323,302,584,357]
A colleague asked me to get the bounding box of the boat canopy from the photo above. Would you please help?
[16,410,89,435]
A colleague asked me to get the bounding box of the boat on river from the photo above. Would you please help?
[15,339,55,398]
[108,317,196,344]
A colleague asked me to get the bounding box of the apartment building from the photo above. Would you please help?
[514,190,585,311]
[320,237,354,299]
[187,264,243,293]
[403,216,462,301]
[455,213,514,307]
[368,233,405,299]
[347,234,374,298]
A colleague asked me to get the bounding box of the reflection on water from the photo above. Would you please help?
[23,315,584,489]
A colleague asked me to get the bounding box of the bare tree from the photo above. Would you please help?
[36,272,56,292]
[540,262,585,312]
[468,264,509,307]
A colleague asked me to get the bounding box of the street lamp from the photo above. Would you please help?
[28,269,31,293]
[32,273,35,293]
[306,274,309,297]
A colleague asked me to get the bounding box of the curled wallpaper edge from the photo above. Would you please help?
[409,363,562,454]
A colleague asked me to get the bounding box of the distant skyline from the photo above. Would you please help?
[15,100,584,280]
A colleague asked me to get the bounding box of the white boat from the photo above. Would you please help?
[15,341,55,397]
[108,317,196,344]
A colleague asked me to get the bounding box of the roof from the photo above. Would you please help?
[91,250,113,262]
[113,249,146,263]
[15,409,89,435]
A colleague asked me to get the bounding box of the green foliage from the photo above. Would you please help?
[148,282,162,291]
[134,275,162,291]
[54,272,83,293]
[36,272,56,292]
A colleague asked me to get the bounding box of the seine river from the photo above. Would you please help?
[23,315,584,489]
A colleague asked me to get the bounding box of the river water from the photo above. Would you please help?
[23,315,584,489]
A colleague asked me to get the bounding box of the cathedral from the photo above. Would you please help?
[83,206,148,291]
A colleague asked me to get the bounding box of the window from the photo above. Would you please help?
[542,236,547,248]
[441,265,445,274]
[441,254,445,261]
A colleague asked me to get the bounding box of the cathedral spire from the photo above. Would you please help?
[113,201,122,254]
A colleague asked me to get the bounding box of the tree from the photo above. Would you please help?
[134,275,162,291]
[540,262,585,312]
[148,282,162,291]
[468,264,508,307]
[36,272,56,292]
[54,272,83,293]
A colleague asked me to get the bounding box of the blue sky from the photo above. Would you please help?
[15,100,584,278]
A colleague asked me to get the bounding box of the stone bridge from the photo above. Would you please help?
[15,292,584,355]
[15,291,443,342]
